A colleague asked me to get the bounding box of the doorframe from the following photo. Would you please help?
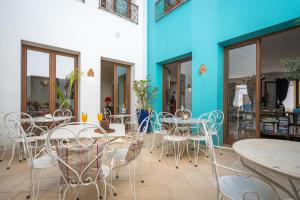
[162,57,192,112]
[108,62,131,114]
[223,25,300,144]
[21,44,79,120]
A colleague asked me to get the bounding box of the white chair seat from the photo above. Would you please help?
[219,176,276,200]
[164,135,186,142]
[32,154,57,169]
[102,164,110,178]
[109,148,127,162]
[187,135,205,141]
[153,130,165,135]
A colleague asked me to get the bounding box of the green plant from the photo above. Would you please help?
[52,69,82,109]
[280,57,300,80]
[132,79,158,111]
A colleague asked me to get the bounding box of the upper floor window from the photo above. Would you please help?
[100,0,138,24]
[155,0,189,21]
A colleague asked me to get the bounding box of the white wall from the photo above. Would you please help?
[0,0,146,124]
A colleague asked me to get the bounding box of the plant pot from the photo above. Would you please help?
[138,109,150,133]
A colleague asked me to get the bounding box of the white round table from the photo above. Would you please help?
[161,118,207,125]
[110,114,132,124]
[233,139,300,200]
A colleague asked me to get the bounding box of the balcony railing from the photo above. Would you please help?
[99,0,138,24]
[155,0,189,21]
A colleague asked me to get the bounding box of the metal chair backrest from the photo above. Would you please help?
[46,122,107,186]
[175,108,192,119]
[125,116,151,163]
[201,121,219,184]
[4,112,35,139]
[103,108,112,121]
[15,121,37,168]
[209,110,224,134]
[157,112,177,134]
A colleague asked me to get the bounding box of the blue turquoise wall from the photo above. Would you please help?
[147,0,300,143]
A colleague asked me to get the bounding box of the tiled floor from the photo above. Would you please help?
[0,135,298,200]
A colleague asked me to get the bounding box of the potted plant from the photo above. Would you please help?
[132,79,158,129]
[52,69,82,112]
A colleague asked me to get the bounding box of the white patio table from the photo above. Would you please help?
[161,117,207,125]
[31,123,125,140]
[30,116,73,123]
[110,114,132,124]
[233,139,300,200]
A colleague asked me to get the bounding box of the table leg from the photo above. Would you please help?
[240,157,299,200]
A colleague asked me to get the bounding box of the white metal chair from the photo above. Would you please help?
[186,112,210,167]
[104,108,117,123]
[202,121,279,200]
[46,122,115,200]
[4,112,45,169]
[109,115,150,200]
[175,108,192,119]
[149,110,165,153]
[209,110,224,147]
[15,117,56,200]
[52,109,72,127]
[158,112,189,169]
[0,112,8,162]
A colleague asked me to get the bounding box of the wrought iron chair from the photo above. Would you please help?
[209,110,224,147]
[15,117,56,200]
[52,109,73,127]
[109,115,150,200]
[4,112,45,169]
[149,110,165,153]
[46,122,115,200]
[158,112,189,169]
[202,121,279,200]
[186,112,210,167]
[175,108,192,119]
[0,112,7,161]
[104,108,116,123]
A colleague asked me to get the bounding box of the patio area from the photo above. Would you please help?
[0,134,298,200]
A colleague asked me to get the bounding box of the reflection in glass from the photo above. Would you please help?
[55,55,75,114]
[116,66,129,114]
[163,64,178,114]
[100,61,114,114]
[180,61,192,110]
[26,50,50,117]
[227,43,256,140]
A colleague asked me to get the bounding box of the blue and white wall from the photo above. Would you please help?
[147,0,300,143]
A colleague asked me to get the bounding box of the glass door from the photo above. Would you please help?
[163,58,192,114]
[114,65,130,114]
[225,41,260,143]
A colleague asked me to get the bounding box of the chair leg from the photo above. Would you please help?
[150,134,156,153]
[18,143,23,162]
[128,162,136,200]
[186,141,191,163]
[0,144,6,161]
[215,134,222,155]
[159,140,165,162]
[7,143,16,169]
[138,156,144,183]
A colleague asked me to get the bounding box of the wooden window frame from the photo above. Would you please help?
[223,25,300,144]
[162,57,192,112]
[21,44,79,120]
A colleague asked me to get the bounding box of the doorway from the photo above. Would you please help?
[224,26,300,144]
[163,58,192,114]
[100,60,131,114]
